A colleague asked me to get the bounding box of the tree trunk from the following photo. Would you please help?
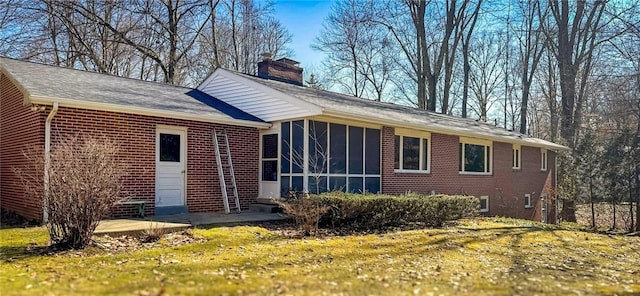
[427,74,437,111]
[590,177,595,228]
[636,166,640,232]
[462,42,470,118]
[612,198,617,230]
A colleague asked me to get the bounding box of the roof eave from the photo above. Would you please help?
[0,66,32,106]
[323,109,569,151]
[30,96,272,129]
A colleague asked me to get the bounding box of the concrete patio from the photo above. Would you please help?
[94,211,289,237]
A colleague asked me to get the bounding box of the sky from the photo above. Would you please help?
[272,0,333,70]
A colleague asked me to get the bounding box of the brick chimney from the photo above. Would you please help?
[257,53,303,86]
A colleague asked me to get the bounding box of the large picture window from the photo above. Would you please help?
[459,137,492,174]
[394,130,430,172]
[280,120,381,195]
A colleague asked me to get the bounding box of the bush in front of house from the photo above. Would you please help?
[312,192,479,230]
[17,135,127,249]
[276,191,329,236]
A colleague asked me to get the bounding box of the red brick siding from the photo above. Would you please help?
[0,74,46,221]
[381,126,557,222]
[48,107,260,218]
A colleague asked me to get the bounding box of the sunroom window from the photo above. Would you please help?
[394,130,430,172]
[459,137,492,174]
[280,120,381,195]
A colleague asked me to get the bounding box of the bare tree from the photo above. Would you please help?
[468,33,504,121]
[313,0,394,100]
[516,0,546,134]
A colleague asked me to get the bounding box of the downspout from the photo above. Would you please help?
[43,102,58,223]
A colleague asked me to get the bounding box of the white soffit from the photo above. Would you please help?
[197,69,322,122]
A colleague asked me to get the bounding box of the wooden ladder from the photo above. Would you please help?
[213,129,240,213]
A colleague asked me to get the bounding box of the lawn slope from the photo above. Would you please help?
[1,218,638,295]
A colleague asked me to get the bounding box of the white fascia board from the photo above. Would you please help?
[0,67,32,106]
[324,109,569,152]
[199,69,324,115]
[30,95,272,129]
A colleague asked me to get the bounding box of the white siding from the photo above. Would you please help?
[198,72,321,122]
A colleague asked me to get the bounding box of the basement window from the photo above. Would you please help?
[459,137,492,174]
[524,194,532,208]
[479,196,489,213]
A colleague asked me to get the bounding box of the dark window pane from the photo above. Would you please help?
[262,160,278,181]
[262,134,278,159]
[349,126,363,174]
[329,124,347,173]
[365,129,380,174]
[329,177,346,192]
[160,133,180,162]
[308,176,328,194]
[292,120,304,173]
[459,143,463,171]
[291,176,304,192]
[281,122,290,173]
[309,121,328,173]
[486,146,491,172]
[365,177,380,194]
[394,135,400,169]
[280,176,290,196]
[348,177,363,193]
[422,138,429,171]
[480,198,488,211]
[464,144,486,172]
[402,136,420,170]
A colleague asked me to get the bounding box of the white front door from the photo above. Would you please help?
[156,127,186,207]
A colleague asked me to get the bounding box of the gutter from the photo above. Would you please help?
[323,109,570,152]
[43,102,58,223]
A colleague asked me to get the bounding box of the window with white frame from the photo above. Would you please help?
[459,137,492,174]
[540,148,547,171]
[280,120,381,195]
[512,144,521,169]
[394,130,430,172]
[479,196,489,213]
[524,193,532,208]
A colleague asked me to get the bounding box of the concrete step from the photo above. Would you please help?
[249,203,282,213]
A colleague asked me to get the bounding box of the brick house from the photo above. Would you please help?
[0,56,567,223]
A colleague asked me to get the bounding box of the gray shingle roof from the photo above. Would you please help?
[236,72,568,150]
[0,57,264,124]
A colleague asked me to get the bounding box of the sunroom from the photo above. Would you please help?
[259,118,381,198]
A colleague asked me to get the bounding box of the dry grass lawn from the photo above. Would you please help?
[1,218,639,295]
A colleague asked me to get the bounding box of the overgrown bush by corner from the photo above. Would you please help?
[16,135,127,249]
[312,192,479,230]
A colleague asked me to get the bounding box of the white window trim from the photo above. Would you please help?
[394,129,431,173]
[524,193,532,208]
[479,195,489,213]
[512,144,521,170]
[259,133,279,183]
[459,137,493,175]
[540,148,548,171]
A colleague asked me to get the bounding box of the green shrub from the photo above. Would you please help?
[312,192,479,230]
